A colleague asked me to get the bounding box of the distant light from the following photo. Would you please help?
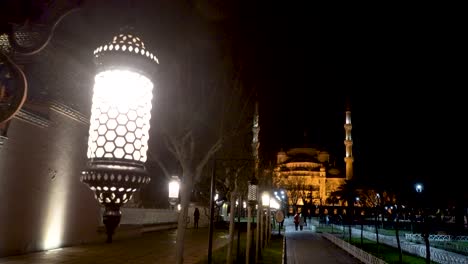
[296,197,304,206]
[270,198,280,210]
[415,183,423,193]
[262,192,270,207]
[168,176,180,200]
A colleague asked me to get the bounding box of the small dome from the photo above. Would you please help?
[328,168,340,175]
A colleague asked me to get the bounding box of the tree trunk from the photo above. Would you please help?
[266,206,271,245]
[226,190,236,263]
[423,215,431,264]
[360,218,363,248]
[246,206,252,264]
[255,202,261,263]
[175,170,194,264]
[348,204,353,242]
[395,212,402,264]
[375,210,380,256]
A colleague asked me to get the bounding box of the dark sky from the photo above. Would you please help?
[5,0,462,194]
[226,2,465,190]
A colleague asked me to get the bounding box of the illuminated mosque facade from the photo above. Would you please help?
[273,107,354,212]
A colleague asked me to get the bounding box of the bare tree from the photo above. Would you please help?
[149,44,254,263]
[278,176,307,213]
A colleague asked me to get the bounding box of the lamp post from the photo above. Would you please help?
[80,30,158,243]
[415,183,431,264]
[261,191,270,248]
[246,177,258,264]
[168,175,180,210]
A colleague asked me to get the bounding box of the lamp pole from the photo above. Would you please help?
[246,177,258,264]
[208,158,253,263]
[262,192,270,247]
[236,195,242,261]
[415,183,430,264]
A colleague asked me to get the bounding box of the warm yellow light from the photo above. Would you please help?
[269,198,280,210]
[42,175,66,250]
[168,177,180,199]
[297,197,304,206]
[87,69,153,162]
[261,192,270,207]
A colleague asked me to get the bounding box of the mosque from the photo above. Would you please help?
[272,107,354,214]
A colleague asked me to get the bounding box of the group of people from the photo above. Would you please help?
[293,211,307,231]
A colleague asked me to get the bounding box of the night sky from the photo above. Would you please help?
[3,0,463,196]
[224,2,465,192]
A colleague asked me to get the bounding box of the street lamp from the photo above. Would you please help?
[414,183,431,263]
[246,177,258,264]
[168,175,180,209]
[261,191,270,248]
[415,183,423,193]
[80,30,158,243]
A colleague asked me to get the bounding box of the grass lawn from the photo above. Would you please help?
[316,225,438,264]
[348,237,438,264]
[196,232,284,264]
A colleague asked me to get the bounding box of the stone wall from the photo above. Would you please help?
[0,110,101,257]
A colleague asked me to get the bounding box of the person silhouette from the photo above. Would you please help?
[193,208,200,229]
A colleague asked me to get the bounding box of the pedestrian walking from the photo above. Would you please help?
[293,212,300,230]
[299,213,305,230]
[194,207,200,229]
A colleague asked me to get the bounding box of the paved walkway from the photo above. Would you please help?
[0,228,229,264]
[284,217,363,264]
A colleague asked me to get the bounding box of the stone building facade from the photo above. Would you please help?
[273,107,354,213]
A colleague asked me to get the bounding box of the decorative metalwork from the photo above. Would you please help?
[0,52,27,123]
[248,177,258,205]
[5,0,83,56]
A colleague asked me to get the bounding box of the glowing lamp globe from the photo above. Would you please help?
[168,176,180,206]
[80,31,158,243]
[261,192,270,207]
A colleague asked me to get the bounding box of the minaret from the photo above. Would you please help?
[344,100,354,180]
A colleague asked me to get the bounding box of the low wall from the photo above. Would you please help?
[348,226,468,264]
[96,208,179,240]
[97,206,210,239]
[117,208,179,225]
[322,233,387,264]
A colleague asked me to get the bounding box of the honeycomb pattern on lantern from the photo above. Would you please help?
[80,171,151,205]
[87,105,150,162]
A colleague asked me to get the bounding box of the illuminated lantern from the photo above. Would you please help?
[168,175,180,208]
[262,192,270,207]
[81,31,158,243]
[247,177,258,206]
